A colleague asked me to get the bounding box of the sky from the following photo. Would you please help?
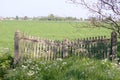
[0,0,90,19]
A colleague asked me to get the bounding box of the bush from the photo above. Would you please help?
[64,57,120,80]
[3,56,120,80]
[0,53,13,79]
[4,58,68,80]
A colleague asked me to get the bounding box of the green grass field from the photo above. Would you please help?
[0,20,112,53]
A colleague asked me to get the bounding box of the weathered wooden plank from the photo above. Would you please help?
[111,31,117,60]
[14,30,20,64]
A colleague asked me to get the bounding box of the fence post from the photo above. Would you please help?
[14,30,20,64]
[111,31,117,61]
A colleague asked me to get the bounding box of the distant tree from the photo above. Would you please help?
[15,16,19,20]
[89,17,97,26]
[69,0,120,38]
[48,14,55,21]
[24,16,28,20]
[79,18,83,21]
[38,14,79,21]
[65,17,78,21]
[33,17,39,20]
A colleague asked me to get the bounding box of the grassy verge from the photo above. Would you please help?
[1,56,120,80]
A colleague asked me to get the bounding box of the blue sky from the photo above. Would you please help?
[0,0,89,18]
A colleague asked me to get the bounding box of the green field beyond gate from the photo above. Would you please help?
[0,21,112,53]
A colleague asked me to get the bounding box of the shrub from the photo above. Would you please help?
[0,53,13,79]
[3,58,68,80]
[3,56,120,80]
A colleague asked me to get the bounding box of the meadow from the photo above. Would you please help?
[1,20,120,80]
[1,54,120,80]
[0,20,112,53]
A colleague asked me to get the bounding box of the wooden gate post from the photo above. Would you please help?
[111,31,117,61]
[14,30,20,64]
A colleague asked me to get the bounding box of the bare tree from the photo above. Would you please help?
[69,0,120,38]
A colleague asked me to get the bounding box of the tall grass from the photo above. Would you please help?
[3,56,120,80]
